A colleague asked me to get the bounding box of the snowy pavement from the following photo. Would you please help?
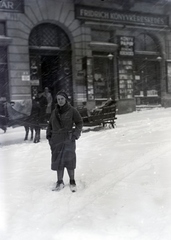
[0,108,171,240]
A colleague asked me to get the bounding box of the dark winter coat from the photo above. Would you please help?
[46,102,83,171]
[22,96,47,131]
[33,96,47,124]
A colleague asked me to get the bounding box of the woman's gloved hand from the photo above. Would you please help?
[71,134,77,142]
[46,135,51,143]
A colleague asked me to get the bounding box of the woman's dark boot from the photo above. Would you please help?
[70,179,77,192]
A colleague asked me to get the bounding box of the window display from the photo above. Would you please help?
[93,56,110,100]
[118,59,134,99]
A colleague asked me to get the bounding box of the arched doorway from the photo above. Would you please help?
[29,23,72,105]
[134,33,161,105]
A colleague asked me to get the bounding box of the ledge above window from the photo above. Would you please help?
[0,36,12,46]
[89,41,118,52]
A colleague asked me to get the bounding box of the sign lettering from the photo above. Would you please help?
[75,5,169,28]
[0,1,14,9]
[119,36,134,56]
[0,0,24,13]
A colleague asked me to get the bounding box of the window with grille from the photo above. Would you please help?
[135,33,159,52]
[29,23,71,50]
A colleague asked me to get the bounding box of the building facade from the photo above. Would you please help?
[0,0,171,113]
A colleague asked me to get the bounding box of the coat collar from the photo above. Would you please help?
[55,102,71,114]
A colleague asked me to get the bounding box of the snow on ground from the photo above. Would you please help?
[0,108,171,240]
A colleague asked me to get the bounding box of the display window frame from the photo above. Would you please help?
[166,60,171,94]
[117,57,134,100]
[92,53,114,104]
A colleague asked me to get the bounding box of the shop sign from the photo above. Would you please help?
[119,36,134,56]
[0,0,24,13]
[75,5,169,28]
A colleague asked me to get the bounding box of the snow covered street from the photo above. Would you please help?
[0,108,171,240]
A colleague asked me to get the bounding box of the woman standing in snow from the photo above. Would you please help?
[46,90,83,192]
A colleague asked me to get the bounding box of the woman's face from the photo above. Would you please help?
[57,95,66,106]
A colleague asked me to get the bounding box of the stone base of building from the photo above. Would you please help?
[161,96,171,108]
[117,99,136,114]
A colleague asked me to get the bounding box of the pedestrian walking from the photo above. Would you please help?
[46,90,83,192]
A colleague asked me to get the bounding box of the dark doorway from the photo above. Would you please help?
[41,55,61,101]
[29,23,72,103]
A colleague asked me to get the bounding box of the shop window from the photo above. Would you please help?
[93,55,113,101]
[133,58,161,105]
[118,59,134,99]
[135,33,159,52]
[0,22,5,35]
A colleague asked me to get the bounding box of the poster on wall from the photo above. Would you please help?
[119,36,134,56]
[84,57,95,100]
[118,59,134,99]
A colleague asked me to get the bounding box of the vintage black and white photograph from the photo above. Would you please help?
[0,0,171,239]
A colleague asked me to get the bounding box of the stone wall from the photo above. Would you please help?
[4,0,91,102]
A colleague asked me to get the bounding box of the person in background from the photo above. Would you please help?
[36,91,48,124]
[43,87,52,121]
[32,91,47,142]
[46,90,83,192]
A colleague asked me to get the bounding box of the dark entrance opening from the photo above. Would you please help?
[29,23,72,104]
[41,55,61,100]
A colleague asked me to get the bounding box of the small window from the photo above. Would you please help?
[92,30,113,43]
[0,22,5,36]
